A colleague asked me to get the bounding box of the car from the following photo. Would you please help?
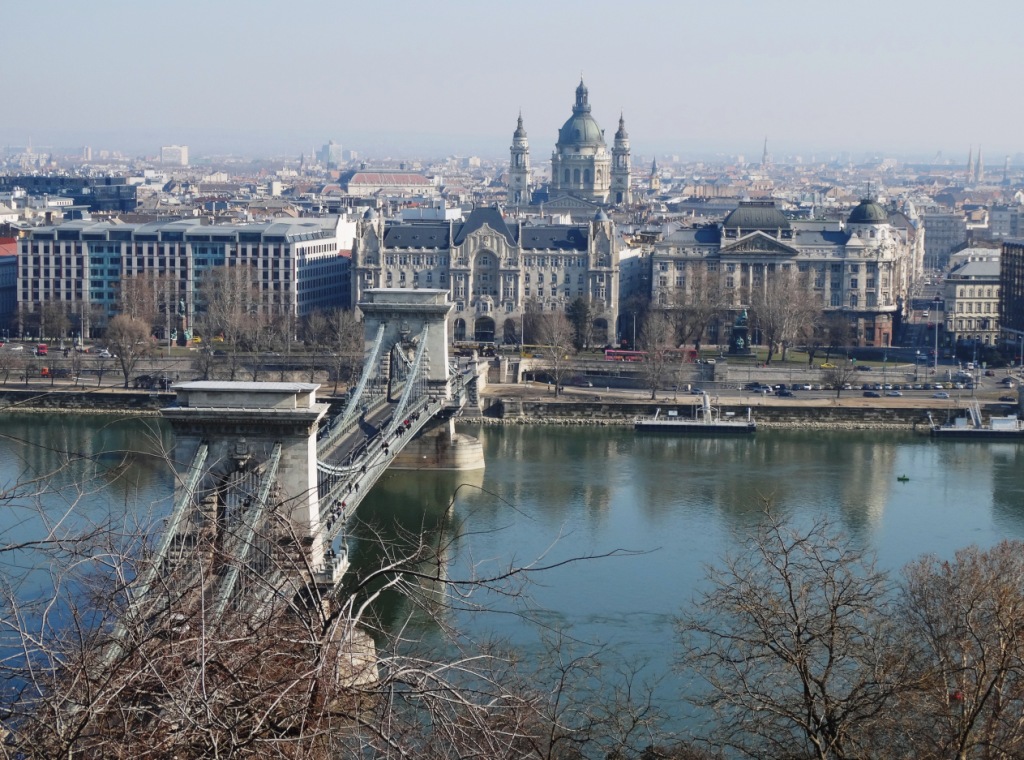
[985,369,996,377]
[856,365,872,371]
[999,395,1017,402]
[690,387,705,395]
[842,383,853,390]
[933,391,951,399]
[819,362,836,369]
[886,390,903,397]
[863,390,881,398]
[6,344,23,352]
[1001,378,1016,387]
[96,350,114,359]
[798,384,812,391]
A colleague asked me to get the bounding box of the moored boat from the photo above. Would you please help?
[634,393,756,434]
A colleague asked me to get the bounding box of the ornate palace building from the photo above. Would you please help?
[650,199,914,347]
[507,79,632,209]
[350,206,619,345]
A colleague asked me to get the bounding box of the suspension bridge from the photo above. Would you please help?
[129,289,485,627]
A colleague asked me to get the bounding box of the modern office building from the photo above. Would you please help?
[649,200,914,347]
[0,176,138,214]
[17,218,349,339]
[160,145,189,167]
[999,238,1024,356]
[922,212,967,270]
[350,205,619,345]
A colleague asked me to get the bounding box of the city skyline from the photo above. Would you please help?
[6,0,1024,161]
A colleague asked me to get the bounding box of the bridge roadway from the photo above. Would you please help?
[314,365,472,545]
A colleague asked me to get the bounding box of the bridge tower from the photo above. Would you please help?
[358,288,453,395]
[163,381,331,570]
[358,288,484,471]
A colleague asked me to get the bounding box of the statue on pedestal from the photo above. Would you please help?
[729,308,753,355]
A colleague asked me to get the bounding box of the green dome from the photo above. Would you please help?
[847,199,888,225]
[556,78,605,148]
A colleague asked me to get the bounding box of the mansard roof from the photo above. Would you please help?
[520,226,589,250]
[383,222,450,248]
[722,200,791,231]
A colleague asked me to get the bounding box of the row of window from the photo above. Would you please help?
[956,302,996,314]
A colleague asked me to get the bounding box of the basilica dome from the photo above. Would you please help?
[556,79,606,149]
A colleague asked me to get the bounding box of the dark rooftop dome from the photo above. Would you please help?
[722,201,790,231]
[847,199,888,225]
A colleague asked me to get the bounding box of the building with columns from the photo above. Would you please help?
[350,206,619,346]
[649,199,914,348]
[508,79,632,208]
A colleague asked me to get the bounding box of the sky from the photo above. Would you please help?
[5,0,1024,162]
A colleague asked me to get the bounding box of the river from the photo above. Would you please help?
[3,413,1024,729]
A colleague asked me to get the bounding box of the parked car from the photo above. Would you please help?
[933,391,951,399]
[856,365,872,371]
[819,362,836,369]
[863,390,881,398]
[999,395,1017,402]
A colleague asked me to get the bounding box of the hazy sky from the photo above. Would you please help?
[6,0,1023,161]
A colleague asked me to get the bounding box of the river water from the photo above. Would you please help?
[3,414,1024,727]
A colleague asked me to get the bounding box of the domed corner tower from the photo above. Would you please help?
[610,112,632,205]
[550,78,611,203]
[845,198,893,244]
[508,112,531,207]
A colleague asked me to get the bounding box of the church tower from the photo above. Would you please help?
[610,113,632,205]
[508,112,531,206]
[649,158,661,194]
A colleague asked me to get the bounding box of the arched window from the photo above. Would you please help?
[583,168,591,184]
[573,169,581,184]
[564,169,570,183]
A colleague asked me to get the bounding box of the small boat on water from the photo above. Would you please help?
[929,400,1024,439]
[634,393,756,434]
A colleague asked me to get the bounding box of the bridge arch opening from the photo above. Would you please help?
[453,318,467,341]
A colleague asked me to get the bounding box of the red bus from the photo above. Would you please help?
[605,349,646,362]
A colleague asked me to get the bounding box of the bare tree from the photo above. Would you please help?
[0,431,665,759]
[670,265,727,352]
[325,308,363,395]
[639,310,677,400]
[104,314,155,388]
[896,542,1024,759]
[824,312,854,362]
[566,296,595,350]
[536,312,577,396]
[676,505,910,760]
[750,268,818,364]
[195,265,260,380]
[822,363,859,398]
